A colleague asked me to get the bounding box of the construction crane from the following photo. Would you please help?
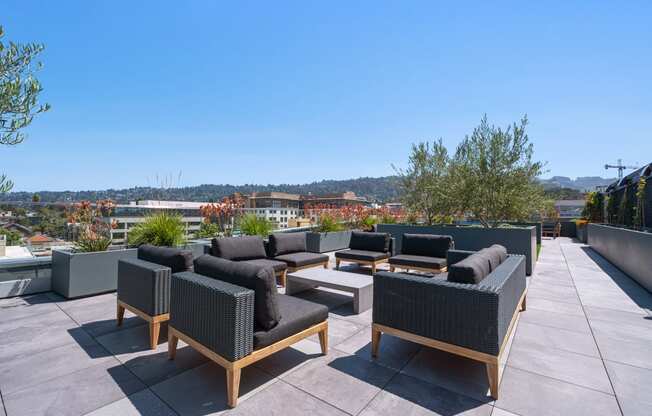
[605,159,638,179]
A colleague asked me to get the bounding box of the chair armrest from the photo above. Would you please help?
[170,271,255,361]
[389,237,396,257]
[373,272,502,355]
[446,249,476,266]
[117,258,171,316]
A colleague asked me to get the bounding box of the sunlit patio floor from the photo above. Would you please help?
[0,238,651,416]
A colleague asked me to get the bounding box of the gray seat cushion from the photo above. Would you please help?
[193,255,281,330]
[211,236,266,261]
[447,252,491,284]
[253,294,328,349]
[138,244,193,273]
[335,249,390,262]
[268,233,307,257]
[349,231,391,253]
[388,254,447,270]
[274,252,329,268]
[243,258,288,273]
[401,234,454,258]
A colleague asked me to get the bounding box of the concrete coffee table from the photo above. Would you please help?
[286,268,373,314]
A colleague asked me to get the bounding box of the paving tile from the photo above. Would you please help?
[63,297,144,338]
[584,305,651,327]
[0,307,71,334]
[84,389,176,416]
[526,284,580,304]
[0,294,60,322]
[228,380,347,416]
[0,341,114,395]
[53,292,117,311]
[593,332,652,370]
[151,361,276,415]
[3,361,145,416]
[282,349,397,414]
[360,373,492,416]
[290,288,354,310]
[96,324,207,386]
[252,338,325,378]
[590,319,652,344]
[0,312,95,363]
[495,366,621,416]
[526,296,585,316]
[308,316,364,347]
[334,327,421,371]
[518,308,591,333]
[400,347,493,402]
[507,339,612,394]
[490,408,519,416]
[0,396,5,416]
[512,321,599,357]
[329,304,373,326]
[605,360,652,416]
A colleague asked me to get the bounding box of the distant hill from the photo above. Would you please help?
[539,176,616,191]
[0,176,402,204]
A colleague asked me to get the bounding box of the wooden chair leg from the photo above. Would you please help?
[168,330,179,360]
[371,263,377,274]
[486,361,499,399]
[323,261,328,269]
[389,265,395,272]
[226,368,242,408]
[335,259,341,270]
[116,303,125,327]
[279,270,287,287]
[318,325,328,354]
[371,326,382,358]
[149,322,161,350]
[521,294,527,311]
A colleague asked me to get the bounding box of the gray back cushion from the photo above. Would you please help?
[477,244,508,271]
[138,244,193,273]
[211,236,267,261]
[401,234,454,258]
[194,255,281,330]
[447,252,491,284]
[349,231,390,253]
[268,232,306,257]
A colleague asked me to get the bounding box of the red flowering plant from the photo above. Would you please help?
[67,199,117,252]
[199,194,245,237]
[304,203,345,232]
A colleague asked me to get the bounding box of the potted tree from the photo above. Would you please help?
[52,200,137,299]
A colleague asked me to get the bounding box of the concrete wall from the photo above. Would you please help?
[0,257,52,299]
[377,224,537,275]
[588,224,652,292]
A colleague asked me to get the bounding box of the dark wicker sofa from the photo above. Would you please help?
[372,245,527,399]
[168,255,328,408]
[267,232,329,276]
[335,231,394,274]
[117,244,193,349]
[211,236,288,286]
[389,233,454,274]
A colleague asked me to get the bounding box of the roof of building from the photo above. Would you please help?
[27,234,54,243]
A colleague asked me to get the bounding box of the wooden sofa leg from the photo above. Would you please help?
[371,263,377,274]
[226,368,242,408]
[149,322,161,350]
[168,331,179,360]
[279,270,287,287]
[318,325,328,354]
[521,294,527,311]
[323,261,328,269]
[389,265,395,272]
[116,303,125,326]
[487,361,500,399]
[371,327,382,358]
[335,259,341,270]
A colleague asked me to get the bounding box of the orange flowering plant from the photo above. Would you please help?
[67,199,117,252]
[199,194,245,237]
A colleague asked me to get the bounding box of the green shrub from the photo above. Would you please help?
[239,213,273,237]
[127,212,186,247]
[195,222,221,238]
[317,214,345,232]
[75,228,112,253]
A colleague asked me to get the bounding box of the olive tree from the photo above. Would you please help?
[452,115,545,227]
[395,139,455,225]
[0,25,50,192]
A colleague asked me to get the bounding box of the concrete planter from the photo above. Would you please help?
[576,224,588,243]
[0,257,52,299]
[52,248,137,299]
[306,231,352,253]
[377,224,537,275]
[588,224,652,292]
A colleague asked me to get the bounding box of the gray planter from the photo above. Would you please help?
[306,231,352,253]
[52,248,138,299]
[377,224,537,275]
[588,224,652,292]
[576,225,587,243]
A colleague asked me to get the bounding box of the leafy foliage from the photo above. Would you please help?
[582,191,604,223]
[67,200,116,252]
[634,178,647,229]
[127,212,186,247]
[0,228,22,245]
[315,211,345,232]
[0,26,50,193]
[238,213,273,237]
[195,222,221,238]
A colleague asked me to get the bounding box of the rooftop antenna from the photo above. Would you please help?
[605,159,638,180]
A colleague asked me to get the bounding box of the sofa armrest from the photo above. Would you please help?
[446,249,477,265]
[118,258,171,316]
[170,271,255,361]
[373,271,502,355]
[389,237,396,257]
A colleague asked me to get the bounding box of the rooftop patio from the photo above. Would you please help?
[0,238,650,416]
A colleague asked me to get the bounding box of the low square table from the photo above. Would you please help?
[285,268,373,314]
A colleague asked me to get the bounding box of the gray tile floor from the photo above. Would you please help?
[1,238,651,415]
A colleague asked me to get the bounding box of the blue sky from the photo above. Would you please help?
[3,1,651,192]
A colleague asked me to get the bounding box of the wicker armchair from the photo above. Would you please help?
[372,247,527,399]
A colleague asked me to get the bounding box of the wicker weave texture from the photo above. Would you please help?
[117,258,171,316]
